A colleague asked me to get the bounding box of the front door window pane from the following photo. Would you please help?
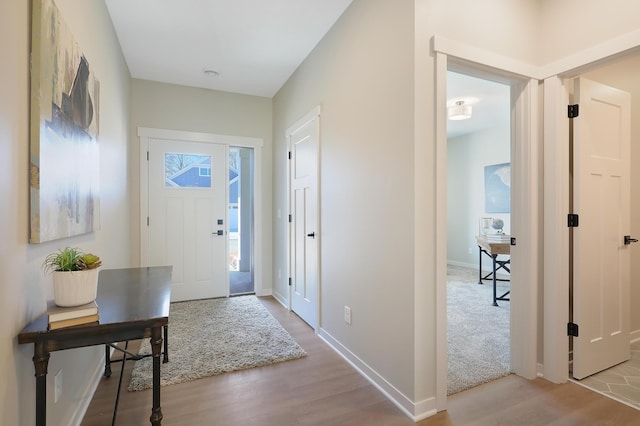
[165,153,211,188]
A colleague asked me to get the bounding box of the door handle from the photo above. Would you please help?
[307,232,315,238]
[212,230,224,236]
[624,235,638,245]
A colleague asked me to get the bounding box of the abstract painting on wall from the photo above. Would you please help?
[484,163,510,213]
[30,0,100,243]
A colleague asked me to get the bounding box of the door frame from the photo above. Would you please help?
[433,38,540,410]
[286,106,321,331]
[138,127,265,294]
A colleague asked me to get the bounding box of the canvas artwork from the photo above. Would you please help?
[30,0,100,243]
[484,163,510,213]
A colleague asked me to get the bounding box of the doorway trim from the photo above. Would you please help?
[433,39,540,411]
[138,127,265,294]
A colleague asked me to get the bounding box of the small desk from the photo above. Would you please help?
[18,266,172,426]
[475,235,511,306]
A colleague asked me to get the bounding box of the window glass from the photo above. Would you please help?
[164,153,211,188]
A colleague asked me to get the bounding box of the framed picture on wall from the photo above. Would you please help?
[29,0,100,243]
[484,163,510,213]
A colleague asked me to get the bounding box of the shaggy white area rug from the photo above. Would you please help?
[447,277,512,395]
[128,296,306,391]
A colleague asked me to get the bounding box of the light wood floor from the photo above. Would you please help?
[81,297,640,425]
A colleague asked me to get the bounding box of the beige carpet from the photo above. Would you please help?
[128,296,307,391]
[447,265,512,395]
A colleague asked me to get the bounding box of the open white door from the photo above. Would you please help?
[572,77,631,379]
[288,108,320,330]
[148,139,228,302]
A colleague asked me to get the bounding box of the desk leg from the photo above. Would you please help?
[150,327,163,425]
[478,246,483,284]
[492,254,499,307]
[163,325,169,364]
[104,345,112,377]
[33,341,50,426]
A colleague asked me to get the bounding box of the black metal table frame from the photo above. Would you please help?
[103,325,169,425]
[18,267,172,426]
[478,245,511,306]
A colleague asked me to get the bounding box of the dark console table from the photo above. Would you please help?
[18,266,172,426]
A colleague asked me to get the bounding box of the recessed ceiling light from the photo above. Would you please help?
[202,68,219,78]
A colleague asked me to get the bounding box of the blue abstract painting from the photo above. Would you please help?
[484,163,510,213]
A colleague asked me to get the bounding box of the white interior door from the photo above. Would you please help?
[148,139,228,302]
[289,110,319,330]
[572,77,631,379]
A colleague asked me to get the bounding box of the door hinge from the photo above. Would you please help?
[568,214,579,227]
[288,214,292,223]
[510,237,517,246]
[288,151,291,160]
[567,322,579,337]
[568,104,579,118]
[147,151,149,161]
[147,217,149,226]
[288,277,292,287]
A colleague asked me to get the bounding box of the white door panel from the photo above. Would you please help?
[289,111,319,329]
[572,78,631,379]
[148,139,227,302]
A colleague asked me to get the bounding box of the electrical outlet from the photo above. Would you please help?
[54,370,62,403]
[344,306,352,325]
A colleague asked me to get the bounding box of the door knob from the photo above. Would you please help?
[624,235,638,245]
[307,232,315,238]
[212,230,224,236]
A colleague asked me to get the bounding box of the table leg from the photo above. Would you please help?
[104,344,112,377]
[33,341,50,426]
[163,325,168,364]
[478,246,483,284]
[492,254,499,307]
[150,327,163,425]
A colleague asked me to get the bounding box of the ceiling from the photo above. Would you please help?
[104,0,352,98]
[447,71,511,139]
[104,1,507,135]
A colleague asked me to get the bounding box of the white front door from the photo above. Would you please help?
[148,139,228,302]
[572,77,631,379]
[288,109,319,329]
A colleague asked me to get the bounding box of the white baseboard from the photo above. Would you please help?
[447,260,510,278]
[271,290,288,309]
[318,328,437,422]
[447,260,476,269]
[256,288,273,297]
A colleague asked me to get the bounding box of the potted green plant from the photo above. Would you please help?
[43,247,102,307]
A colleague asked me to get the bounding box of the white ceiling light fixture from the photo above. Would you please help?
[448,100,472,121]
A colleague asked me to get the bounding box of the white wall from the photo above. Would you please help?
[272,0,541,416]
[413,0,539,411]
[129,79,273,291]
[2,0,131,424]
[419,0,540,65]
[273,0,419,410]
[540,0,640,66]
[447,127,511,269]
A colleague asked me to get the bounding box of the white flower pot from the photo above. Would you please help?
[53,269,99,307]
